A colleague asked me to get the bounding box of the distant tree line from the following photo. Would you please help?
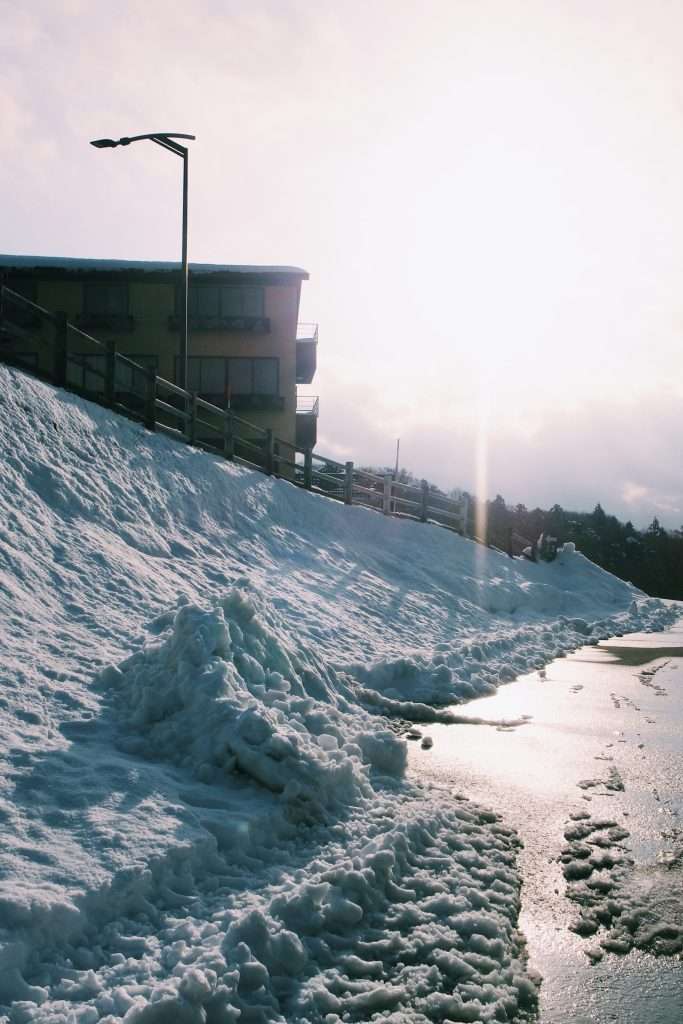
[361,466,683,600]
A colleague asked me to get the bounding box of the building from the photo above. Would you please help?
[0,255,319,450]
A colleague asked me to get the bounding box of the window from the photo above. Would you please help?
[229,358,252,394]
[177,357,279,398]
[220,288,241,316]
[186,358,201,392]
[253,359,278,395]
[187,357,225,394]
[183,356,228,397]
[5,278,39,327]
[191,286,220,318]
[84,283,129,316]
[220,286,264,317]
[79,283,132,332]
[115,355,157,394]
[67,353,106,393]
[241,288,264,317]
[184,285,264,319]
[6,277,36,302]
[230,357,277,396]
[68,353,156,395]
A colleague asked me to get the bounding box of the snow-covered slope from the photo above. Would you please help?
[0,365,677,1023]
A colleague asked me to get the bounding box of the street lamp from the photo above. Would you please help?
[90,132,196,391]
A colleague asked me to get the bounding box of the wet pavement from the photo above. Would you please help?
[409,621,683,1023]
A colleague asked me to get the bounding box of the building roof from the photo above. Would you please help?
[0,254,309,282]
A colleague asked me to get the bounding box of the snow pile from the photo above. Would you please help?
[100,587,405,815]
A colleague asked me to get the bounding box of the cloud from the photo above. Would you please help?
[315,387,683,527]
[622,481,650,504]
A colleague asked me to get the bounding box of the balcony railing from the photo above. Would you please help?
[296,322,318,343]
[168,314,270,333]
[76,312,135,333]
[296,323,318,384]
[297,395,319,416]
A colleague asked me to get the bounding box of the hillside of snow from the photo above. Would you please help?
[0,364,678,1023]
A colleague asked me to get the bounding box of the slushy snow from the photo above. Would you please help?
[0,364,678,1022]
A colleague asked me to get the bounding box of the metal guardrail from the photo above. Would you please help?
[0,285,527,550]
[296,395,319,416]
[296,322,318,343]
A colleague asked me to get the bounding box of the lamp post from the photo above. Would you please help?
[90,132,196,391]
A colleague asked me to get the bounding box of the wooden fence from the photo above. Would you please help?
[0,282,534,553]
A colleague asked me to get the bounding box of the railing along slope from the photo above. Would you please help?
[0,283,530,552]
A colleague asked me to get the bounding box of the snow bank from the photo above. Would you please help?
[0,364,679,1021]
[2,589,537,1023]
[2,794,538,1024]
[348,595,676,711]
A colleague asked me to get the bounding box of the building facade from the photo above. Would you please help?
[0,255,318,449]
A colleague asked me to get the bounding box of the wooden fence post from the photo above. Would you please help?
[420,480,429,522]
[188,391,198,445]
[461,495,470,537]
[54,312,68,387]
[264,429,274,475]
[304,448,313,489]
[144,367,156,431]
[223,410,234,460]
[344,461,354,505]
[273,439,281,477]
[383,473,392,515]
[105,341,116,406]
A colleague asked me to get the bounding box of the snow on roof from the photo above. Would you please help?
[0,253,309,279]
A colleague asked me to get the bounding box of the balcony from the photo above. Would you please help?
[76,312,135,333]
[168,314,270,333]
[2,305,41,331]
[296,322,318,384]
[231,393,284,412]
[296,395,319,416]
[187,393,285,412]
[296,394,319,449]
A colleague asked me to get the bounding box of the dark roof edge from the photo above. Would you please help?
[0,254,309,282]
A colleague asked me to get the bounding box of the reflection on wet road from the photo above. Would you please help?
[409,623,683,1023]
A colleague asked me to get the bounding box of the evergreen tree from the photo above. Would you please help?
[354,464,683,598]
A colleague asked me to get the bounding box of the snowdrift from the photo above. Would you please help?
[0,364,678,1022]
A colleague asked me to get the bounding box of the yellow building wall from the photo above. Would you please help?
[16,276,302,449]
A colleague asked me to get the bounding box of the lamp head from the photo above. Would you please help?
[90,138,118,148]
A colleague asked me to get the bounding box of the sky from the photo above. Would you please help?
[2,0,682,527]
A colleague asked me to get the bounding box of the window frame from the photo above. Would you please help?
[68,352,157,396]
[180,283,266,322]
[4,278,40,327]
[114,354,158,395]
[83,281,130,317]
[177,356,280,400]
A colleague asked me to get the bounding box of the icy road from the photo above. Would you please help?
[412,624,683,1023]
